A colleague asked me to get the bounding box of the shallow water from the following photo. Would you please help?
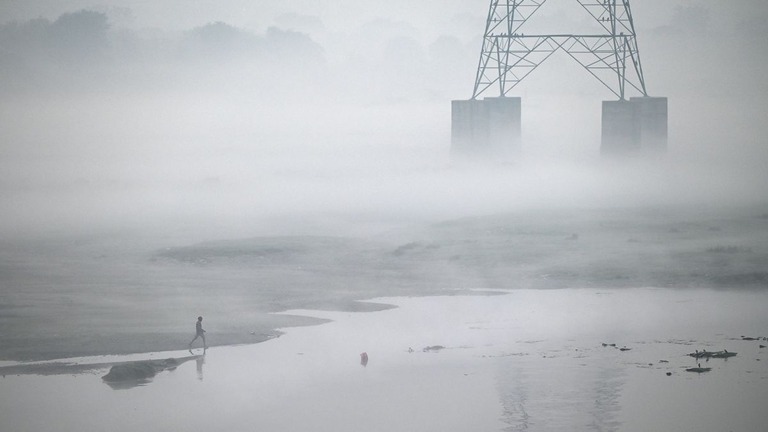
[1,288,767,432]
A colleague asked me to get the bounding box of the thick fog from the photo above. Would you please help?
[2,7,768,428]
[1,0,767,240]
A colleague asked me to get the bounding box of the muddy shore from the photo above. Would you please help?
[1,205,767,362]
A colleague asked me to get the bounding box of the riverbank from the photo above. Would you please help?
[1,204,767,362]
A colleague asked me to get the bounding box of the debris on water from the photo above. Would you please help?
[360,352,369,367]
[600,343,629,351]
[686,363,712,373]
[666,372,672,376]
[659,360,669,363]
[688,349,736,359]
[423,345,445,352]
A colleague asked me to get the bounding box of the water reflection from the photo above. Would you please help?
[497,358,530,431]
[496,349,625,431]
[589,364,625,431]
[104,377,153,390]
[196,352,205,381]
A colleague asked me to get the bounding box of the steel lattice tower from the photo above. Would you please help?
[452,0,666,159]
[472,0,648,100]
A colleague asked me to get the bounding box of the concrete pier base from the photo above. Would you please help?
[631,96,668,153]
[601,96,667,156]
[601,100,638,155]
[451,96,521,162]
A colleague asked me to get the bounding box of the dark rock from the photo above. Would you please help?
[101,356,198,388]
[102,362,157,382]
[686,364,712,373]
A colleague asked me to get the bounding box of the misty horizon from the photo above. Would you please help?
[1,2,766,242]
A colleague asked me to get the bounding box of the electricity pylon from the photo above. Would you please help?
[471,0,648,101]
[453,0,665,159]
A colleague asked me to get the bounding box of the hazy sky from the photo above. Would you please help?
[1,1,766,237]
[1,1,766,34]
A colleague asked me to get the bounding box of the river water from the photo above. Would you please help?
[1,288,767,432]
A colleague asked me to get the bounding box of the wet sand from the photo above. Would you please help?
[1,288,767,432]
[2,205,767,363]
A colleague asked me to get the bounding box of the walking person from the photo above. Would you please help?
[189,316,207,350]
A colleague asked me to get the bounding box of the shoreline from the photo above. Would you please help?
[0,291,502,364]
[0,353,202,377]
[0,299,397,374]
[3,286,765,377]
[0,290,508,373]
[3,204,767,363]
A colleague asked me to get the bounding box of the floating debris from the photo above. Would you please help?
[686,363,712,373]
[423,345,446,352]
[688,349,736,359]
[711,350,737,358]
[600,343,630,351]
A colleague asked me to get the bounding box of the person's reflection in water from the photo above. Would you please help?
[196,348,206,381]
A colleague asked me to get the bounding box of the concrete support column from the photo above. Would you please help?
[631,96,668,153]
[451,99,487,157]
[601,96,668,156]
[451,97,521,161]
[485,97,522,159]
[601,100,638,155]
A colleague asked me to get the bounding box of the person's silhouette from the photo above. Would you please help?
[188,316,206,349]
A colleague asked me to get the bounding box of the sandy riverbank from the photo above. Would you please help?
[2,204,767,362]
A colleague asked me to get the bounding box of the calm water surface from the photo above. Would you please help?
[1,288,767,432]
